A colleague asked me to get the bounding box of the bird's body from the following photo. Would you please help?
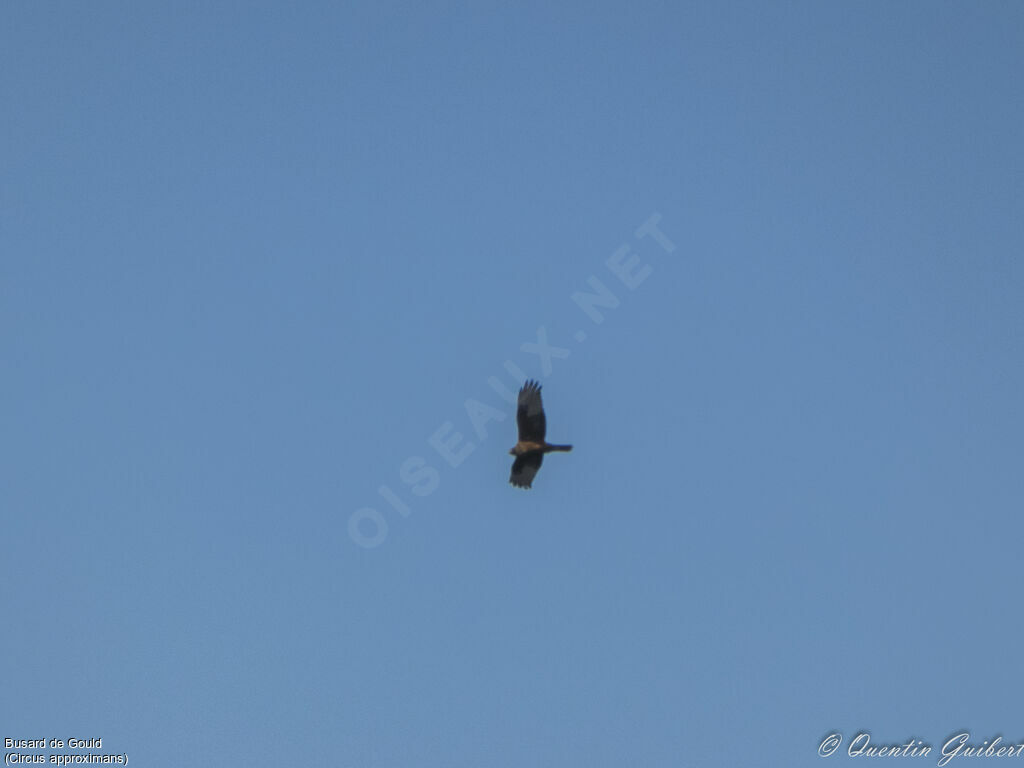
[508,380,572,488]
[510,440,547,455]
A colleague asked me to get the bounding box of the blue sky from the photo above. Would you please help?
[2,2,1022,766]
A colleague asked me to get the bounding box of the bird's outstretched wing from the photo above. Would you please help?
[510,453,543,488]
[516,380,546,442]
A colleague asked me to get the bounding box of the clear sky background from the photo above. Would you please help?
[2,3,1022,767]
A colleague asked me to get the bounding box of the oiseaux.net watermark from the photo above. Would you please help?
[819,732,1024,765]
[348,212,676,549]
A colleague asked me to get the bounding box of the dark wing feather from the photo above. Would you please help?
[516,380,546,442]
[510,452,543,488]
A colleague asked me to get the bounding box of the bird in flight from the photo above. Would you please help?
[509,379,572,489]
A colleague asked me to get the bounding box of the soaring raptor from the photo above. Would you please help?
[508,379,572,489]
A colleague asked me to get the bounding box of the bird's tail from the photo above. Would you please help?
[546,444,573,452]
